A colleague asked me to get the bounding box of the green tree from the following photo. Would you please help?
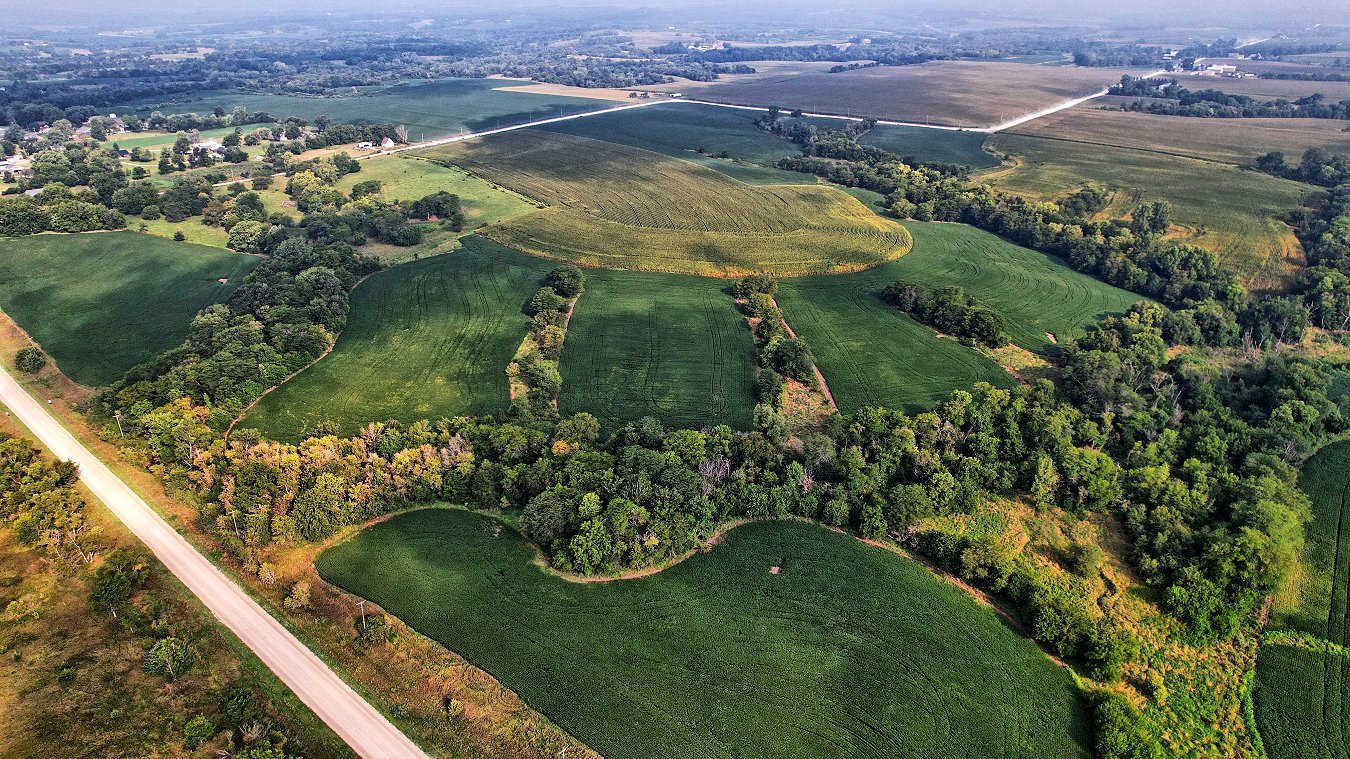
[143,637,192,679]
[14,347,46,373]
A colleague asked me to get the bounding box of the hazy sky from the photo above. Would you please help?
[10,0,1348,33]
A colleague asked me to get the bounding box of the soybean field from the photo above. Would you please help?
[559,269,758,430]
[0,232,258,386]
[238,237,553,441]
[318,508,1091,759]
[1255,441,1350,759]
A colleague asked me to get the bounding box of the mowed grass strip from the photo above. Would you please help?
[238,237,553,441]
[416,130,911,276]
[1256,441,1350,759]
[982,132,1315,288]
[318,509,1091,759]
[558,269,757,431]
[0,232,258,386]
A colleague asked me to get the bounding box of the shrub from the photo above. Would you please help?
[143,637,192,679]
[732,274,777,299]
[140,204,161,220]
[183,715,216,748]
[545,265,585,298]
[14,346,46,373]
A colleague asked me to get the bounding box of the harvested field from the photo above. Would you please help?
[318,509,1090,759]
[1174,73,1350,101]
[667,60,1146,128]
[418,130,912,276]
[0,232,258,386]
[558,269,757,431]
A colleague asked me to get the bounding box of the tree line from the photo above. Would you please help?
[1109,75,1350,120]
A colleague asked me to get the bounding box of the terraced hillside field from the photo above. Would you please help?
[1254,441,1350,759]
[416,130,912,276]
[558,269,757,431]
[0,232,258,386]
[318,509,1091,759]
[983,132,1314,288]
[238,238,553,441]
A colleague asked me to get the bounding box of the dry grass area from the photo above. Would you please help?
[488,80,641,101]
[418,130,912,276]
[1008,105,1350,165]
[666,60,1146,127]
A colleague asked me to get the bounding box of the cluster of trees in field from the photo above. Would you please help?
[1109,75,1350,119]
[880,281,1011,347]
[0,433,310,757]
[733,275,819,412]
[512,266,585,416]
[777,136,1320,354]
[1287,180,1350,332]
[1257,147,1350,187]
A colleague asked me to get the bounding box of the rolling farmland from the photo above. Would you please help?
[983,132,1314,288]
[0,232,258,386]
[238,237,553,441]
[559,269,757,431]
[1007,106,1350,168]
[774,273,1016,414]
[1254,441,1350,759]
[418,130,912,276]
[669,61,1142,128]
[859,124,1000,169]
[318,509,1091,759]
[120,78,613,141]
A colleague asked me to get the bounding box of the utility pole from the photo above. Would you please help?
[113,410,124,437]
[356,598,367,632]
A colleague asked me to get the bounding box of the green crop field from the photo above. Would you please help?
[859,125,1000,169]
[775,274,1016,415]
[418,130,911,276]
[558,269,757,431]
[0,232,258,386]
[318,509,1091,759]
[119,78,612,141]
[772,220,1135,412]
[983,132,1316,289]
[1254,441,1350,759]
[238,237,553,441]
[534,102,815,183]
[897,222,1143,352]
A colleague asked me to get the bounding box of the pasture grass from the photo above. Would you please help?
[317,508,1091,759]
[118,78,613,141]
[0,232,258,386]
[1254,441,1350,758]
[238,237,553,441]
[676,60,1144,128]
[418,130,911,276]
[982,132,1316,288]
[558,269,757,431]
